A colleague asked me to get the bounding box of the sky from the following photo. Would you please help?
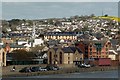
[1,2,119,20]
[1,0,120,2]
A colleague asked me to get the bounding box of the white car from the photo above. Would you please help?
[40,68,47,71]
[79,63,91,68]
[84,64,91,68]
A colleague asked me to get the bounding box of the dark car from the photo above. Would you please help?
[45,64,60,71]
[30,66,41,72]
[30,66,47,72]
[90,64,96,67]
[19,67,31,73]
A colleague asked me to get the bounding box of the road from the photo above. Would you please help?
[8,70,118,78]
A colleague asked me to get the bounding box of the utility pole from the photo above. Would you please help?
[102,9,104,16]
[32,22,36,39]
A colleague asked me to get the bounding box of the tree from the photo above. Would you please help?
[90,14,95,17]
[104,14,108,17]
[73,28,81,32]
[2,26,8,33]
[27,20,33,26]
[8,19,21,26]
[48,19,54,25]
[82,23,89,31]
[2,20,9,27]
[2,20,9,33]
[74,15,79,19]
[54,20,61,26]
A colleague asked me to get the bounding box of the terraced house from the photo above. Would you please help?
[47,46,83,65]
[44,32,77,41]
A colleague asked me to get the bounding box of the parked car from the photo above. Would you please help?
[90,64,96,67]
[45,64,60,71]
[19,67,31,73]
[30,66,41,72]
[78,63,91,68]
[40,68,47,71]
[30,66,47,72]
[85,64,91,68]
[78,64,86,68]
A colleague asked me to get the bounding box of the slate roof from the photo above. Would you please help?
[52,46,82,54]
[62,47,74,53]
[92,32,104,39]
[6,52,37,61]
[110,39,118,46]
[80,40,107,46]
[2,43,25,48]
[8,33,31,37]
[69,47,82,53]
[77,34,91,40]
[47,40,59,46]
[45,32,77,36]
[55,47,59,52]
[37,51,47,57]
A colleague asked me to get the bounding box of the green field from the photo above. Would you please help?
[94,16,120,22]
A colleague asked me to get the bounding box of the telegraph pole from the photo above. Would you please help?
[102,9,104,16]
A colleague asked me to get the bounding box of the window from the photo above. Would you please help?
[68,57,70,60]
[80,58,82,60]
[90,45,92,47]
[60,52,62,64]
[106,48,108,51]
[106,45,108,48]
[54,54,57,58]
[68,61,70,64]
[2,52,5,63]
[90,48,92,54]
[49,52,52,64]
[90,48,92,51]
[90,52,92,55]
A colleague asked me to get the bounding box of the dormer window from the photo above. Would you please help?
[90,45,92,47]
[54,54,57,58]
[106,45,108,48]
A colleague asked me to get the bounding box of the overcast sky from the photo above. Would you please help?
[2,0,120,2]
[1,1,119,20]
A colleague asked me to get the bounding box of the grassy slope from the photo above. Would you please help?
[94,16,120,22]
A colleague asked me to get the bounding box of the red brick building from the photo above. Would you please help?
[76,40,111,59]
